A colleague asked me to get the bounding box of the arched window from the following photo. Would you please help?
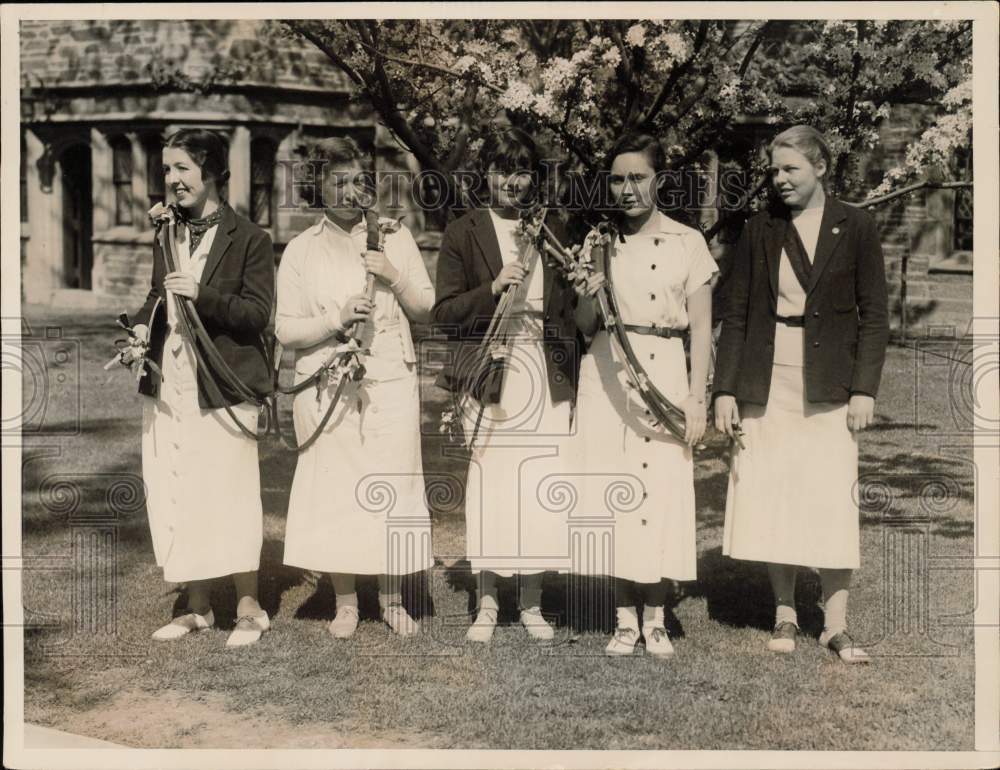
[110,136,133,226]
[251,137,276,228]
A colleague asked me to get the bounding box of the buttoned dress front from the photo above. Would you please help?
[572,213,718,583]
[278,216,434,575]
[141,223,264,583]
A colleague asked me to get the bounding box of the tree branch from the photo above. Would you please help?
[635,20,710,131]
[283,21,366,88]
[853,180,973,208]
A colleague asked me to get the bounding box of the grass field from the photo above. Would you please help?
[17,305,976,750]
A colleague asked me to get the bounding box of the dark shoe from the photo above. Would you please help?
[822,630,870,664]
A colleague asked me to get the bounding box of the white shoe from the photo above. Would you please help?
[606,606,640,656]
[152,609,214,641]
[328,605,360,639]
[466,608,497,643]
[642,605,675,658]
[519,606,555,641]
[382,603,420,636]
[820,629,871,664]
[226,611,270,648]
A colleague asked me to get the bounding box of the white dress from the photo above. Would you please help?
[141,224,264,583]
[462,211,573,577]
[722,205,861,569]
[278,215,434,576]
[571,212,718,584]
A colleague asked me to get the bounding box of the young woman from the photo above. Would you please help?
[431,127,583,643]
[713,125,889,663]
[573,133,717,658]
[131,128,275,648]
[277,136,434,639]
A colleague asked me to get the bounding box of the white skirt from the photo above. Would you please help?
[141,328,264,583]
[461,315,573,577]
[283,371,433,575]
[569,331,697,583]
[722,363,860,569]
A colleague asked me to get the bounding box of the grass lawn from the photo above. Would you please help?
[17,305,975,750]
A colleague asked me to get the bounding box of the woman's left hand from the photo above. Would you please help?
[681,393,707,446]
[363,250,400,285]
[847,394,875,432]
[164,272,199,300]
[572,270,606,298]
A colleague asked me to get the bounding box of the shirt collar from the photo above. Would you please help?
[654,211,694,235]
[310,214,367,237]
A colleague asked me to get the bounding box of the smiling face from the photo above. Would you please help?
[609,151,658,219]
[163,146,215,212]
[486,164,534,210]
[769,146,826,210]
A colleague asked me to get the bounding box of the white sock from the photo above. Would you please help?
[642,605,665,630]
[775,604,798,628]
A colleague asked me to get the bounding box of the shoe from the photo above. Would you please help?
[382,603,420,637]
[466,607,497,643]
[606,606,640,656]
[225,611,270,648]
[821,629,870,664]
[644,625,675,658]
[767,621,798,653]
[519,606,554,641]
[328,605,360,639]
[151,609,214,641]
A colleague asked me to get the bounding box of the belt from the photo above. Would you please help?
[776,314,805,328]
[622,324,686,339]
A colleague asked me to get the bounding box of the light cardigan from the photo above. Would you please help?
[275,215,434,382]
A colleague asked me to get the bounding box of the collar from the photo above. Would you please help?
[653,211,695,235]
[310,213,367,237]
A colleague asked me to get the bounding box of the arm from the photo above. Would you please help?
[273,242,347,349]
[430,221,497,338]
[687,283,713,399]
[849,212,890,398]
[194,228,275,335]
[387,227,435,324]
[711,220,753,400]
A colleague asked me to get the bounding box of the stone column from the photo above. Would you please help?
[22,129,61,303]
[90,128,113,234]
[228,125,251,217]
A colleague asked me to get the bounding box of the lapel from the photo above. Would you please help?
[541,212,559,313]
[199,203,238,286]
[806,197,849,295]
[468,208,503,280]
[763,209,786,303]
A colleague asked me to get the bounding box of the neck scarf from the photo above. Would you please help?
[177,203,225,254]
[782,216,812,292]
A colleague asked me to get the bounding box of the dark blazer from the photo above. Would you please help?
[430,208,582,403]
[713,197,889,405]
[135,203,275,408]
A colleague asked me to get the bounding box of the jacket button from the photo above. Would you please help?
[813,341,820,348]
[813,311,820,318]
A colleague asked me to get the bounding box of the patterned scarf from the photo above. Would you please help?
[177,203,225,254]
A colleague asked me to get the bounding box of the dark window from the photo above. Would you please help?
[251,137,276,227]
[953,147,972,252]
[20,133,27,223]
[145,138,164,213]
[111,136,133,226]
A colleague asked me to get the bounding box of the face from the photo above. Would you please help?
[769,146,826,209]
[486,162,534,210]
[163,146,215,210]
[321,159,375,212]
[609,151,658,218]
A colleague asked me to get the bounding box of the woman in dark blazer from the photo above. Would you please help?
[129,128,274,648]
[713,125,889,663]
[431,127,582,643]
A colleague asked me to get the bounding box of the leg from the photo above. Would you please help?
[606,577,640,656]
[151,579,214,641]
[638,579,674,659]
[766,562,799,653]
[186,579,212,616]
[232,571,263,618]
[818,568,869,664]
[226,571,270,648]
[379,573,419,636]
[518,572,554,640]
[328,572,359,639]
[466,571,499,643]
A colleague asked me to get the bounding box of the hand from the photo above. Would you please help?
[362,249,400,285]
[491,263,527,296]
[164,272,200,301]
[132,324,150,343]
[682,394,707,446]
[340,293,374,327]
[572,270,605,298]
[847,394,875,432]
[713,395,741,438]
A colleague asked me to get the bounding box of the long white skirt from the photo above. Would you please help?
[283,371,433,575]
[722,363,860,569]
[141,328,264,583]
[570,331,697,584]
[461,315,573,577]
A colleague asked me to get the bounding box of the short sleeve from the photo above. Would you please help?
[683,230,719,297]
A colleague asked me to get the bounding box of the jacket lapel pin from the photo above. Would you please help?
[832,227,840,235]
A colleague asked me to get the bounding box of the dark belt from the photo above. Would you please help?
[622,324,687,339]
[776,314,805,328]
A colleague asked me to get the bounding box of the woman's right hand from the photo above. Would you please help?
[491,263,527,296]
[714,395,741,438]
[339,293,374,327]
[132,324,150,343]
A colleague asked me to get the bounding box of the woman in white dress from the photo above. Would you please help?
[573,132,717,658]
[713,126,889,663]
[131,129,275,648]
[277,136,434,639]
[431,128,584,643]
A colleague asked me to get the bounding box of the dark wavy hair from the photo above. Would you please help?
[480,126,542,176]
[301,135,369,167]
[164,128,230,186]
[605,132,667,174]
